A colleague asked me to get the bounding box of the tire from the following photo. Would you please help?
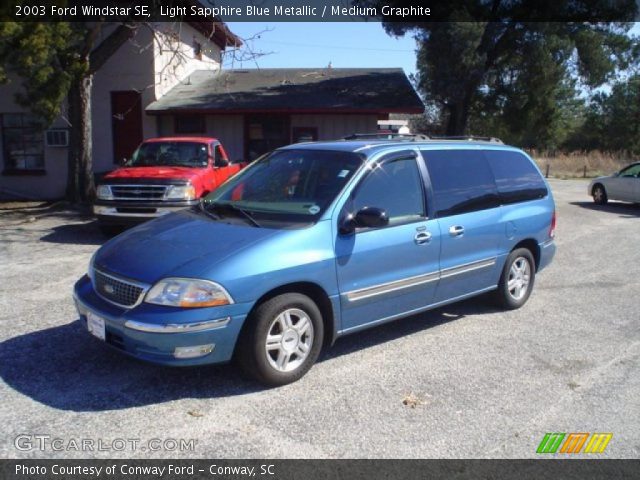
[592,184,608,205]
[495,248,536,310]
[237,293,324,386]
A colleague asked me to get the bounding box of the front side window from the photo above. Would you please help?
[206,149,363,221]
[128,142,209,168]
[350,157,425,224]
[619,163,640,177]
[485,150,548,204]
[2,113,44,171]
[422,149,499,217]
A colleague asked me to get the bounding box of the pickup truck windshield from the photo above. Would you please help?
[128,142,209,167]
[204,149,364,220]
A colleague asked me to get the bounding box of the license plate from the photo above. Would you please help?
[87,311,106,341]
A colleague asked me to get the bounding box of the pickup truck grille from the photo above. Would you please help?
[93,268,148,308]
[110,185,168,200]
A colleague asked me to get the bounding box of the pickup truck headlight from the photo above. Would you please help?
[165,184,196,200]
[96,185,113,200]
[145,278,233,308]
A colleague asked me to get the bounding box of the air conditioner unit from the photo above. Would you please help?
[46,129,69,147]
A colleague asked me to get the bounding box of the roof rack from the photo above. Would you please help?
[341,133,503,144]
[342,133,431,141]
[428,135,503,144]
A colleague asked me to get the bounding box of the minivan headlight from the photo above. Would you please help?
[165,184,196,200]
[145,278,233,308]
[96,185,113,200]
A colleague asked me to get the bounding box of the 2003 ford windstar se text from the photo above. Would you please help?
[74,138,556,385]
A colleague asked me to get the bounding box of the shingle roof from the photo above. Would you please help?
[146,68,424,114]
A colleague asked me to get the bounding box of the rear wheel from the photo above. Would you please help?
[592,184,608,205]
[495,248,536,310]
[237,293,324,386]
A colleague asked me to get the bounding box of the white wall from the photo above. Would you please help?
[0,23,225,199]
[152,23,221,100]
[91,26,156,174]
[0,73,70,200]
[291,114,378,140]
[155,113,380,163]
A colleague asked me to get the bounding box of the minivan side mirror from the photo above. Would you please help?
[340,206,389,234]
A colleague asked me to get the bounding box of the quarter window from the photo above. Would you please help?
[352,157,425,224]
[484,151,548,204]
[1,113,44,171]
[422,150,499,217]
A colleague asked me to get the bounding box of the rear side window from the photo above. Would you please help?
[421,150,499,217]
[485,150,548,204]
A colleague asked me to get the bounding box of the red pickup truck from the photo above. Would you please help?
[94,137,244,232]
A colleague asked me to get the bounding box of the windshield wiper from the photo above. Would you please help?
[205,202,262,228]
[198,200,221,220]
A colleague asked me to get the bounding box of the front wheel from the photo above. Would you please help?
[237,293,324,386]
[592,184,608,205]
[495,248,536,310]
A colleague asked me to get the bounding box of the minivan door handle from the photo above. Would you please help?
[449,225,465,237]
[414,231,432,245]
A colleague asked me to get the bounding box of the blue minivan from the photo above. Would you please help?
[74,139,556,385]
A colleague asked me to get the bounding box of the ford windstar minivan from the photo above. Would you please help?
[74,139,556,385]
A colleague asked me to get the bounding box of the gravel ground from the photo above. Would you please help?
[0,179,638,459]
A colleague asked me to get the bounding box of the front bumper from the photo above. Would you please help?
[73,275,250,366]
[94,200,198,224]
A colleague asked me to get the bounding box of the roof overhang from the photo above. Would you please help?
[146,68,425,115]
[188,21,242,50]
[147,107,424,115]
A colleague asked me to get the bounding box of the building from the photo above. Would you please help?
[0,24,423,200]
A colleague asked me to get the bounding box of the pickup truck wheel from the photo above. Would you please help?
[495,248,536,310]
[237,293,323,386]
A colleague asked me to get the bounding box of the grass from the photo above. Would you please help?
[528,150,635,179]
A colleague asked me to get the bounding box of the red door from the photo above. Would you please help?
[111,91,142,164]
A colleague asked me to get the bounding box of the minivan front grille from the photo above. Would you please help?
[110,185,168,200]
[93,268,148,308]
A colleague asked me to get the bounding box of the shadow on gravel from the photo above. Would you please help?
[0,320,261,412]
[40,221,109,246]
[571,201,640,218]
[324,296,501,360]
[0,297,499,412]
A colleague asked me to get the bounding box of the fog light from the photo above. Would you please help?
[174,344,215,359]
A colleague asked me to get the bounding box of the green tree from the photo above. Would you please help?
[375,2,637,145]
[0,21,135,202]
[583,75,640,153]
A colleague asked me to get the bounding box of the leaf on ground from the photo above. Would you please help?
[402,393,426,408]
[187,410,204,417]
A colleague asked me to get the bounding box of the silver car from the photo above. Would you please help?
[589,162,640,205]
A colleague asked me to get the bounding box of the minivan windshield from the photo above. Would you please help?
[204,149,363,221]
[127,142,209,167]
